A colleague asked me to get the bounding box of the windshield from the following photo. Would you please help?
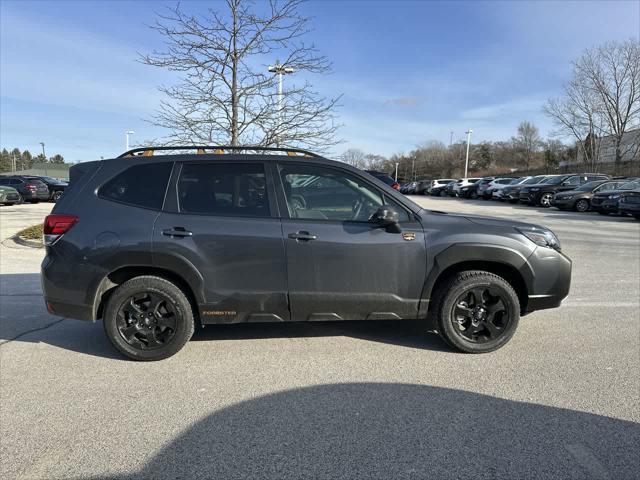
[575,181,604,191]
[542,176,565,185]
[523,176,546,185]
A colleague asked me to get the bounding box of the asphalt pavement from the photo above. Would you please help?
[0,199,639,479]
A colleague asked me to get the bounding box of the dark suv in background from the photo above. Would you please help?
[42,146,571,361]
[0,175,50,202]
[551,179,630,212]
[519,173,610,207]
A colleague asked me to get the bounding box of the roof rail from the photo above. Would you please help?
[117,145,321,159]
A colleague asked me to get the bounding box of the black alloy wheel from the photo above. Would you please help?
[433,271,520,353]
[452,287,510,343]
[117,292,178,350]
[52,190,63,202]
[103,276,194,361]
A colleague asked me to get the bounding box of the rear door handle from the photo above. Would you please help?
[162,227,193,238]
[288,231,317,241]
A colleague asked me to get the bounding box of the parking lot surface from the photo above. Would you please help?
[1,199,639,479]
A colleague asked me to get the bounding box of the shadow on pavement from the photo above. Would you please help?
[76,383,639,479]
[0,273,450,359]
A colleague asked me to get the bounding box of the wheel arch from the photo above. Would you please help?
[93,266,202,326]
[423,244,533,317]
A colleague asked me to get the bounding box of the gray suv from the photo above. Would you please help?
[41,146,571,360]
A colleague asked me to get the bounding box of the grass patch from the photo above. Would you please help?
[17,224,43,240]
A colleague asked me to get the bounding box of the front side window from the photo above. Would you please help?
[99,163,172,210]
[177,163,269,217]
[279,164,409,222]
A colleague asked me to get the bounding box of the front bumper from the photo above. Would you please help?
[550,197,574,209]
[525,246,572,313]
[591,197,619,212]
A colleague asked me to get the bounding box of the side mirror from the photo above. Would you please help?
[370,205,401,233]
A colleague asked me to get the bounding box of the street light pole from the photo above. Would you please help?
[394,162,399,181]
[464,129,473,178]
[125,131,135,151]
[268,62,295,147]
[39,142,48,175]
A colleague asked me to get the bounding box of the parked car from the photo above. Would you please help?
[415,180,432,195]
[453,178,482,196]
[460,177,494,199]
[591,179,640,215]
[445,180,459,196]
[484,178,517,200]
[500,176,549,203]
[551,180,630,212]
[31,176,68,202]
[519,173,610,207]
[365,170,401,190]
[0,185,22,205]
[0,175,50,202]
[618,190,640,220]
[41,145,571,360]
[428,179,457,196]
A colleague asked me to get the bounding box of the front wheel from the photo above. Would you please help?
[52,191,63,202]
[539,193,553,208]
[431,271,520,353]
[103,276,195,361]
[574,199,590,212]
[439,190,448,197]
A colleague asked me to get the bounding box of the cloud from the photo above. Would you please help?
[383,96,424,107]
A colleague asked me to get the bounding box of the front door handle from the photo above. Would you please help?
[288,231,317,241]
[162,227,193,238]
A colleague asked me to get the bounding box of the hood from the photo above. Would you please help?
[0,185,18,193]
[423,209,541,231]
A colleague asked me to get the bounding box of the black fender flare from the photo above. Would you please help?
[421,243,534,305]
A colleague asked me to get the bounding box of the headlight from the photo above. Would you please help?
[530,187,540,192]
[609,194,621,199]
[563,195,573,200]
[516,227,561,251]
[0,193,5,200]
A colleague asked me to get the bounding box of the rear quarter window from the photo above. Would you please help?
[99,162,173,210]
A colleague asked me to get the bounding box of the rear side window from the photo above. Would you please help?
[99,163,172,210]
[177,163,269,217]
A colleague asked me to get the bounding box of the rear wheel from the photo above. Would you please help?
[52,191,63,202]
[470,191,478,199]
[431,271,520,353]
[103,276,195,361]
[574,199,590,212]
[439,190,448,197]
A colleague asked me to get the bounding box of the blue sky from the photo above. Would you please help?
[1,0,639,162]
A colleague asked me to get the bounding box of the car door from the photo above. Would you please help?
[153,161,290,324]
[276,162,427,321]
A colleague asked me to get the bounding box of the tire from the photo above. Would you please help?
[633,215,640,220]
[470,191,478,199]
[539,193,553,208]
[431,271,520,353]
[439,190,447,197]
[52,191,63,202]
[103,276,195,361]
[574,199,590,212]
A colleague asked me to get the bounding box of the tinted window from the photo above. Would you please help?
[178,163,269,217]
[0,178,9,185]
[100,162,172,210]
[280,164,410,222]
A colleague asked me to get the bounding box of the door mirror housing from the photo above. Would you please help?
[370,205,401,233]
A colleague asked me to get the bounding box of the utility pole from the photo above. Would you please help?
[268,61,295,147]
[464,130,473,179]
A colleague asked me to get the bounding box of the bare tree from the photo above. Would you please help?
[140,0,341,150]
[340,148,367,168]
[545,40,640,168]
[513,121,542,170]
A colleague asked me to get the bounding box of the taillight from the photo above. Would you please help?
[43,214,78,245]
[391,182,400,190]
[26,183,37,191]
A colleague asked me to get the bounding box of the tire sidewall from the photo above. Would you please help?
[104,277,194,361]
[575,199,589,212]
[437,274,520,353]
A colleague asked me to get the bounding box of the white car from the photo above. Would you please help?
[483,178,516,198]
[427,178,457,195]
[453,178,482,195]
